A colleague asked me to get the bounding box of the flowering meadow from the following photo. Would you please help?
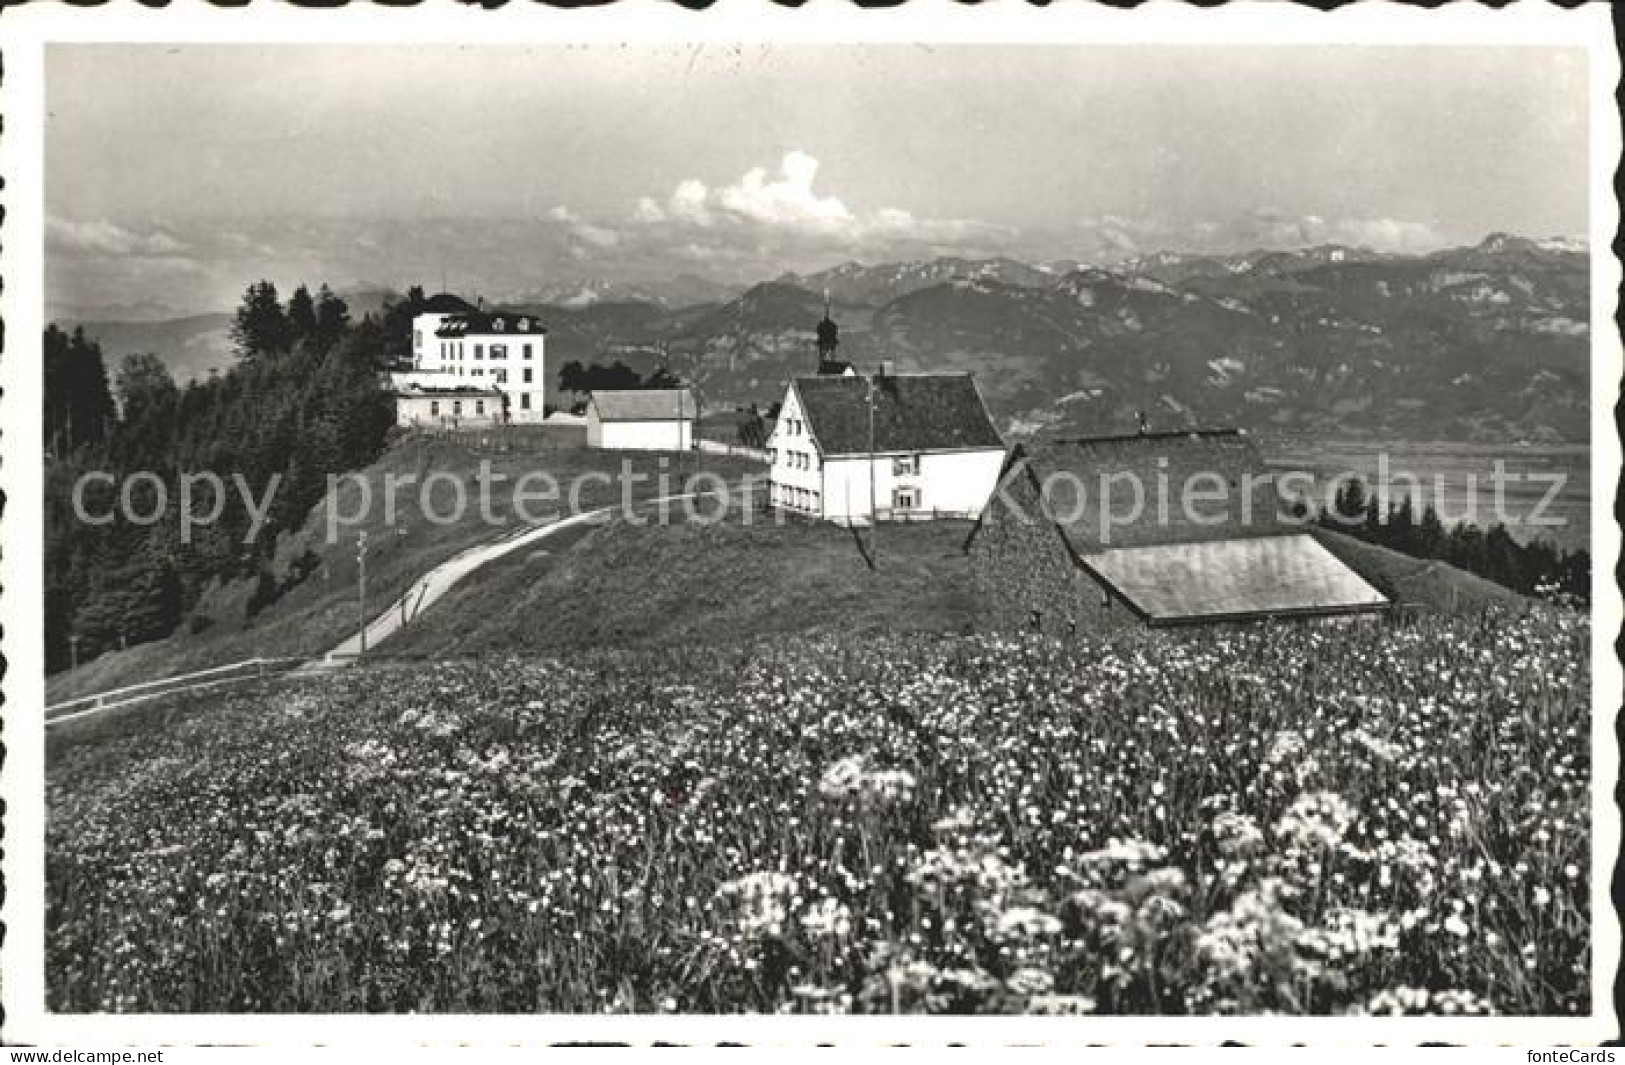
[48,610,1590,1014]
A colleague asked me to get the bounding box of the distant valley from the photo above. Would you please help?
[60,232,1589,443]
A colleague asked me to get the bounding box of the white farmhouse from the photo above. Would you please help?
[398,295,550,424]
[585,389,698,451]
[767,369,1006,525]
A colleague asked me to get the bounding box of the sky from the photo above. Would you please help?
[46,44,1590,317]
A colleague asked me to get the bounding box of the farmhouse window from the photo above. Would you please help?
[894,454,920,476]
[430,401,440,416]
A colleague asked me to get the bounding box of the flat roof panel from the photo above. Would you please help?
[1083,533,1389,622]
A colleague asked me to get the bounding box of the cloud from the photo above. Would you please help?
[628,150,1013,260]
[570,222,621,248]
[1071,212,1451,260]
[546,204,621,248]
[1317,217,1447,253]
[714,151,852,230]
[48,218,190,257]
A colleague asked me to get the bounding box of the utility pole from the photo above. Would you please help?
[356,530,368,656]
[867,372,878,569]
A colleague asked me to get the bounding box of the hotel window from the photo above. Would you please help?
[894,487,920,510]
[472,368,483,376]
[474,344,484,359]
[493,370,506,383]
[894,454,920,476]
[523,368,533,384]
[521,394,531,410]
[494,319,506,331]
[523,344,533,359]
[476,400,486,415]
[491,344,507,359]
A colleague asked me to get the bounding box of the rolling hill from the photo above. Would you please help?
[55,233,1588,440]
[674,234,1589,443]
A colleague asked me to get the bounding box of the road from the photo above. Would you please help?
[303,490,721,670]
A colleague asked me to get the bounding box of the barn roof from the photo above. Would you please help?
[1013,431,1295,550]
[589,388,698,422]
[1082,533,1389,624]
[793,373,1004,458]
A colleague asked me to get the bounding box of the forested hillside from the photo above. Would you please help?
[43,282,412,674]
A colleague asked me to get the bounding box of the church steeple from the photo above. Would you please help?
[815,290,849,375]
[817,291,839,356]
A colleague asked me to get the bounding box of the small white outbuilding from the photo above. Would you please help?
[585,389,697,451]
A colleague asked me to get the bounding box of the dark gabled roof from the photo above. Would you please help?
[589,389,697,422]
[1011,431,1295,551]
[435,310,548,337]
[419,293,478,314]
[1082,534,1389,624]
[793,373,1004,457]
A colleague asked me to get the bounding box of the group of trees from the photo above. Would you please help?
[556,359,683,401]
[45,281,399,673]
[44,325,117,457]
[1316,478,1591,605]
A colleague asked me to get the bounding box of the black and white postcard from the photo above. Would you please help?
[1,1,1618,1049]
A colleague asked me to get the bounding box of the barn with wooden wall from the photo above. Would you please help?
[966,430,1390,633]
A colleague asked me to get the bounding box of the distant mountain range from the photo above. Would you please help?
[57,232,1589,442]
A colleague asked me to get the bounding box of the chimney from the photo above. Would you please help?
[477,295,486,311]
[877,359,895,378]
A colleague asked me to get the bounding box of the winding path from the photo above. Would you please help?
[302,490,728,670]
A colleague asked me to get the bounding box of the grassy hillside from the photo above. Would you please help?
[46,436,760,702]
[383,514,980,657]
[48,613,1590,1013]
[48,427,1533,706]
[1311,528,1531,614]
[379,512,1530,660]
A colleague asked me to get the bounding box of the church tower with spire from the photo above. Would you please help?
[815,291,852,376]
